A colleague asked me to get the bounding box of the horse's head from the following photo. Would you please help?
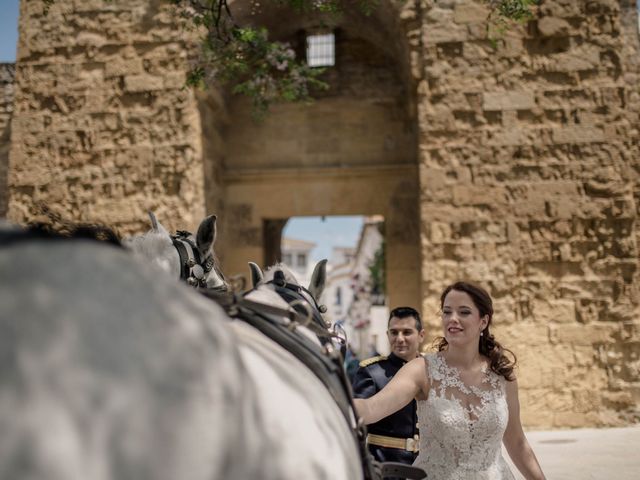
[248,260,333,337]
[124,212,228,291]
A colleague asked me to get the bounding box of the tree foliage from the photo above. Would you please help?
[486,0,538,41]
[41,0,539,114]
[368,239,385,299]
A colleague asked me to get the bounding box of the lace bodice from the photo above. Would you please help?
[414,353,515,480]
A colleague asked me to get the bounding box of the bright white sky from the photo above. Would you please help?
[284,216,364,263]
[0,0,19,62]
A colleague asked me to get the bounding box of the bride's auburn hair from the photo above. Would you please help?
[435,281,517,381]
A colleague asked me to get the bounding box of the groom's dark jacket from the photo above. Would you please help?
[352,353,419,466]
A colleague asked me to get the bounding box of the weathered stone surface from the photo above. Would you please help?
[537,16,571,37]
[418,0,640,429]
[6,0,208,234]
[453,2,489,24]
[4,0,640,430]
[483,91,537,111]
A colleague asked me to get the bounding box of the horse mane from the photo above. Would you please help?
[0,221,122,247]
[122,229,172,256]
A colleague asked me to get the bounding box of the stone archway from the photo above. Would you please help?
[202,1,422,308]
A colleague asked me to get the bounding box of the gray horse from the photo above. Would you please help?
[124,214,364,480]
[0,223,273,480]
[124,213,227,291]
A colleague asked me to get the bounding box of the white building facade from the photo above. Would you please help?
[322,216,389,359]
[280,237,316,287]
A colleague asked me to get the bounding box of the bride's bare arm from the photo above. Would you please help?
[353,356,425,425]
[503,379,546,480]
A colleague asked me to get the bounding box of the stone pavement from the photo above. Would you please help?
[506,425,640,479]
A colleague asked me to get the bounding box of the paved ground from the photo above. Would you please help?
[505,425,640,479]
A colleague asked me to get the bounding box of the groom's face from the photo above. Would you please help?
[387,316,424,362]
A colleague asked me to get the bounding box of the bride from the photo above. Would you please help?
[354,282,546,480]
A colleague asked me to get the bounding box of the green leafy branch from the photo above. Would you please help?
[368,239,385,298]
[484,0,540,44]
[41,0,539,114]
[174,0,381,116]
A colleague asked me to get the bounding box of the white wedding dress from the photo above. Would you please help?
[414,353,515,480]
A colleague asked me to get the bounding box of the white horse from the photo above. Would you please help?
[123,213,227,291]
[0,223,272,480]
[1,217,422,479]
[124,214,365,480]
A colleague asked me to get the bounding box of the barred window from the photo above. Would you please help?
[306,33,335,67]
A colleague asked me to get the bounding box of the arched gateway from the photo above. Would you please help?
[4,0,640,429]
[200,1,422,308]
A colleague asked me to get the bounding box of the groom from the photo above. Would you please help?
[352,306,425,466]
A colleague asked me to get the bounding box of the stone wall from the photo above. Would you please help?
[7,0,208,233]
[416,0,640,428]
[6,0,640,428]
[224,27,415,171]
[0,64,14,218]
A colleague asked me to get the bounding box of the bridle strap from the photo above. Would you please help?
[265,280,329,337]
[199,289,384,480]
[171,237,195,281]
[170,231,213,287]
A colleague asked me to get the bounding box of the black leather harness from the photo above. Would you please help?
[200,281,426,480]
[170,230,216,288]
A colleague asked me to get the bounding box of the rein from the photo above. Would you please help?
[196,269,425,479]
[265,274,331,338]
[200,288,380,480]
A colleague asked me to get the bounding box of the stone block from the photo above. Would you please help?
[498,34,525,58]
[105,58,144,78]
[552,126,606,144]
[483,91,536,111]
[163,72,186,90]
[452,184,508,208]
[549,323,618,346]
[454,3,489,24]
[551,46,601,73]
[124,74,164,92]
[76,32,107,48]
[423,25,468,46]
[532,299,576,324]
[537,17,571,37]
[485,129,527,147]
[602,390,634,409]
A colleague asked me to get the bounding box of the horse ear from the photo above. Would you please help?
[148,211,159,231]
[248,262,264,287]
[308,259,328,300]
[148,211,169,236]
[196,214,217,257]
